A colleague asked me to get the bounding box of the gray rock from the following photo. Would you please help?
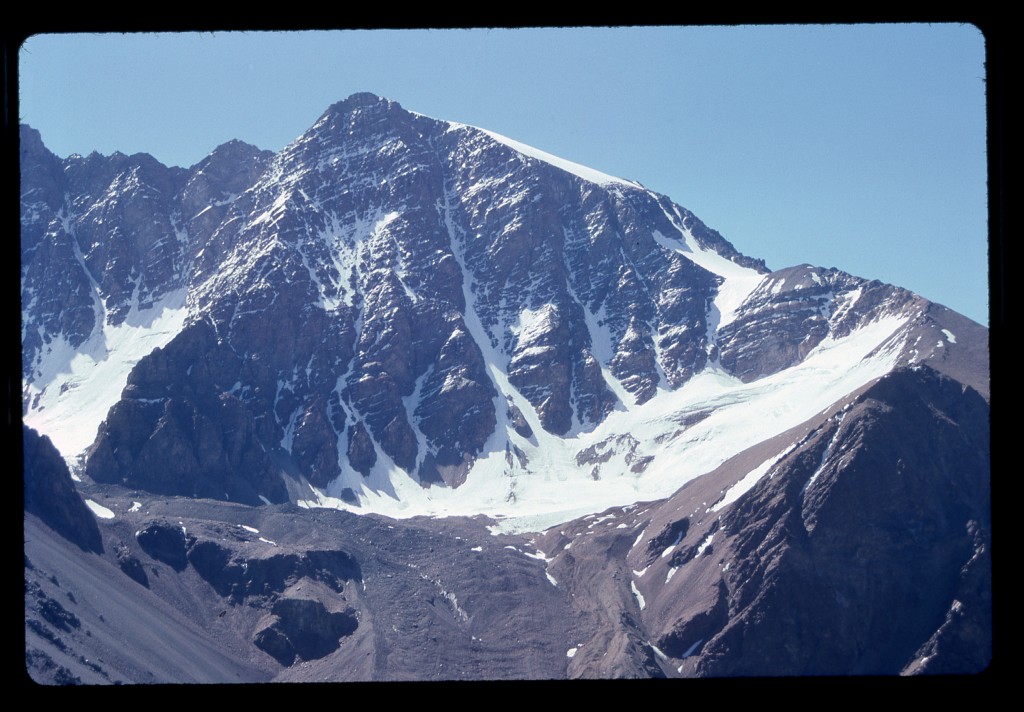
[135,522,188,571]
[23,426,102,554]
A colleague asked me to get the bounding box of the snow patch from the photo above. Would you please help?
[696,533,715,556]
[509,304,557,347]
[85,499,115,520]
[712,443,797,512]
[633,529,648,549]
[631,581,646,610]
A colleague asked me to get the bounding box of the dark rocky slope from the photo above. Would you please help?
[23,426,102,554]
[613,365,991,677]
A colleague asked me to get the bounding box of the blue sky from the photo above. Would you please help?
[19,26,989,325]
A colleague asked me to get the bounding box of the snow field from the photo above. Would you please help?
[24,289,189,465]
[301,310,908,533]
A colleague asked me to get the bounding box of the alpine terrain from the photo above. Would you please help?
[21,93,991,682]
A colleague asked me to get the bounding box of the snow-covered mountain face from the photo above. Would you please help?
[20,93,988,529]
[21,93,992,681]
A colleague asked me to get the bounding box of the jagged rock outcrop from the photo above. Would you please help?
[345,421,376,477]
[135,522,189,571]
[718,264,908,381]
[23,426,103,553]
[254,597,359,666]
[185,537,360,604]
[84,320,288,504]
[115,543,150,587]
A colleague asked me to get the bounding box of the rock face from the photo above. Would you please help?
[23,426,102,554]
[83,320,288,504]
[706,368,989,676]
[254,598,358,666]
[717,264,887,380]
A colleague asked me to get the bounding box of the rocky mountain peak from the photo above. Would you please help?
[22,98,987,527]
[20,123,48,154]
[308,92,411,142]
[328,91,399,112]
[193,138,273,170]
[21,97,991,681]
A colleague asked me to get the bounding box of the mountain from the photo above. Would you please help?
[21,94,991,682]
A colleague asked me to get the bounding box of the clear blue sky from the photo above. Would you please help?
[18,26,989,325]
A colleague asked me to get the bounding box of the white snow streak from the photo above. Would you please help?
[477,128,636,188]
[651,205,766,331]
[712,443,798,513]
[696,533,715,557]
[801,413,847,496]
[631,581,646,610]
